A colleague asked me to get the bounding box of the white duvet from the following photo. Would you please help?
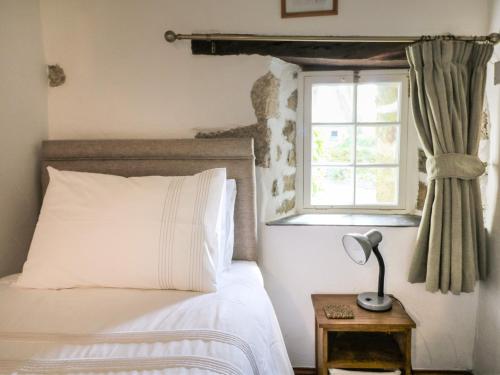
[0,262,293,375]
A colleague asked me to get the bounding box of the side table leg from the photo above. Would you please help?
[405,329,412,375]
[315,322,324,375]
[322,330,328,375]
[315,318,319,374]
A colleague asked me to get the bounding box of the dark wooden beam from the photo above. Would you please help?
[191,40,410,70]
[281,57,409,71]
[191,40,409,59]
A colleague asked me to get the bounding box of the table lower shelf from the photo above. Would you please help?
[327,331,405,369]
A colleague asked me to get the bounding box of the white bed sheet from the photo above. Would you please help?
[0,261,293,375]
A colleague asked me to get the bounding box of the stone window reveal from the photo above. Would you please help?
[182,36,491,220]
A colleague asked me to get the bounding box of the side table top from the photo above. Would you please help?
[312,294,416,330]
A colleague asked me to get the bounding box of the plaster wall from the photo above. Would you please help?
[40,0,489,140]
[473,1,500,373]
[0,0,48,277]
[262,225,479,369]
[39,0,491,369]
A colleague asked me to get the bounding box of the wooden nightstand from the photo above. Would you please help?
[312,294,416,375]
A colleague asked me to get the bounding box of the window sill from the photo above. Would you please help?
[266,213,421,227]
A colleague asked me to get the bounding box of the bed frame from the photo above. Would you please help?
[40,138,257,261]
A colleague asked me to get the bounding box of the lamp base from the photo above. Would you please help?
[357,292,392,312]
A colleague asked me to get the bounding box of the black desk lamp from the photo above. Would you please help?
[341,229,392,312]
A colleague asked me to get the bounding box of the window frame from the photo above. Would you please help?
[296,69,416,214]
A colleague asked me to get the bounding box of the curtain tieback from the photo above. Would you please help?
[426,153,486,180]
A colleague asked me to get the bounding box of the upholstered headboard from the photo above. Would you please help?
[40,138,258,261]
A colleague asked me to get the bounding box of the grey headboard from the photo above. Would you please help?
[41,138,257,261]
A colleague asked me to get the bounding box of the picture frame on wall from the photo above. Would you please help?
[281,0,338,18]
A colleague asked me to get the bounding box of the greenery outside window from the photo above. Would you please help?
[297,70,416,213]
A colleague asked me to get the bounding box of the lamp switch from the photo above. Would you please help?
[495,61,500,85]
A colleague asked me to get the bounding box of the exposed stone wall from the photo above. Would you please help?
[196,58,300,221]
[47,64,66,87]
[416,148,427,211]
[196,122,271,167]
[251,72,280,122]
[257,58,299,220]
[479,106,490,211]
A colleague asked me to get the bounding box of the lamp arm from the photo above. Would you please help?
[372,245,385,297]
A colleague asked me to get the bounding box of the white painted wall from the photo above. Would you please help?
[473,1,500,374]
[0,0,48,277]
[262,225,479,369]
[39,0,491,370]
[40,0,489,139]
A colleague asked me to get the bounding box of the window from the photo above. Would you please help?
[298,70,414,213]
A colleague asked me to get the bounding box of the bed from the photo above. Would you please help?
[0,139,293,375]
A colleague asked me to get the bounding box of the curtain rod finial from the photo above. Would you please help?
[488,32,500,44]
[164,30,177,43]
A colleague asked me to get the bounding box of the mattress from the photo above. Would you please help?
[0,261,293,375]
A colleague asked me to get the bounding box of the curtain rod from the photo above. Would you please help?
[164,30,500,44]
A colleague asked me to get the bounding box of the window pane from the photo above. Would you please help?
[356,126,399,164]
[357,82,401,123]
[355,167,399,205]
[312,126,354,164]
[311,167,354,205]
[312,84,354,123]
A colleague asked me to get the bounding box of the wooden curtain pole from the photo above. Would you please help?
[164,30,500,45]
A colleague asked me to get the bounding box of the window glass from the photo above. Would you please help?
[357,82,401,123]
[356,126,399,164]
[311,166,354,206]
[304,73,408,210]
[312,84,354,123]
[355,167,399,205]
[312,126,354,164]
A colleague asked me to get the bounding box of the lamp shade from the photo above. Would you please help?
[340,229,391,311]
[342,229,383,265]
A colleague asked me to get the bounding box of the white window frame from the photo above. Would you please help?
[296,70,418,214]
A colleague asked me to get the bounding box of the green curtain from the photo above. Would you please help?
[406,40,493,294]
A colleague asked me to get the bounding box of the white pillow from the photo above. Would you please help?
[223,179,237,269]
[16,167,226,292]
[217,180,228,272]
